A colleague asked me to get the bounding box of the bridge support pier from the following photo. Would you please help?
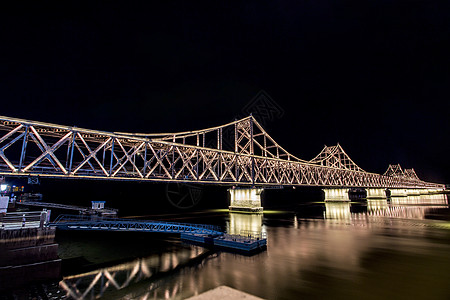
[228,188,264,213]
[322,188,350,202]
[366,188,387,199]
[419,189,430,195]
[406,189,421,196]
[427,188,444,194]
[389,188,408,197]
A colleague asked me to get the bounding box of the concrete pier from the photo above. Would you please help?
[366,188,387,199]
[406,189,421,196]
[228,188,264,213]
[418,189,430,195]
[322,188,350,201]
[389,188,408,197]
[427,188,439,194]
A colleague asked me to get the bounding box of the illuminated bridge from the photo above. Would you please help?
[0,115,445,210]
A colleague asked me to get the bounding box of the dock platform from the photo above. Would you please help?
[181,230,267,254]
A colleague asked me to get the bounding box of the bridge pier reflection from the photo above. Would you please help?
[228,188,264,213]
[391,193,448,206]
[389,188,408,197]
[322,194,449,222]
[227,212,265,236]
[322,188,350,201]
[324,201,351,220]
[366,199,388,213]
[59,245,208,299]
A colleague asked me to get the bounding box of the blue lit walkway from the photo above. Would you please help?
[49,215,223,235]
[49,215,267,254]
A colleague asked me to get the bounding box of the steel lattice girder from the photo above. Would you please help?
[0,115,444,189]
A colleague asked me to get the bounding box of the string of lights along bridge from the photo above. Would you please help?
[0,115,445,211]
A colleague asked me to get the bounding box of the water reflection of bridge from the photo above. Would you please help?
[58,212,267,299]
[59,245,209,299]
[324,194,449,221]
[59,194,449,299]
[227,212,265,236]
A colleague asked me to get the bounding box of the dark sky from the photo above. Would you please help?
[0,1,449,184]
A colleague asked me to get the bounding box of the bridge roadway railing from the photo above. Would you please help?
[0,115,444,189]
[49,214,223,235]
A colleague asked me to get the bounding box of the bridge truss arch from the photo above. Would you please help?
[0,115,444,189]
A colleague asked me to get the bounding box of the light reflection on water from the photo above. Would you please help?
[59,194,450,300]
[59,246,210,299]
[227,211,266,236]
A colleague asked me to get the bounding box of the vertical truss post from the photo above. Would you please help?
[171,146,175,179]
[234,120,238,153]
[202,132,206,174]
[196,149,199,180]
[109,138,115,176]
[18,125,29,172]
[132,146,136,175]
[102,141,106,167]
[143,142,148,177]
[217,128,222,178]
[67,131,75,174]
[263,135,267,157]
[217,129,220,150]
[171,136,176,178]
[219,128,222,150]
[250,116,255,185]
[249,117,254,155]
[234,120,238,181]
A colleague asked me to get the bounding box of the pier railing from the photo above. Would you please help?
[0,210,49,230]
[17,200,119,215]
[222,230,267,243]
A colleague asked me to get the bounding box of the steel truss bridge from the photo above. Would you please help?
[0,115,444,189]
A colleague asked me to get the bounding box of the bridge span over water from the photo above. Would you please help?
[0,115,445,210]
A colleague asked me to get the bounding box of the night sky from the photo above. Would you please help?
[1,1,449,184]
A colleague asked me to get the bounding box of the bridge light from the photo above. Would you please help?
[1,184,7,192]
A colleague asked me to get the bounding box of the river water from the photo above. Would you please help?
[49,194,450,299]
